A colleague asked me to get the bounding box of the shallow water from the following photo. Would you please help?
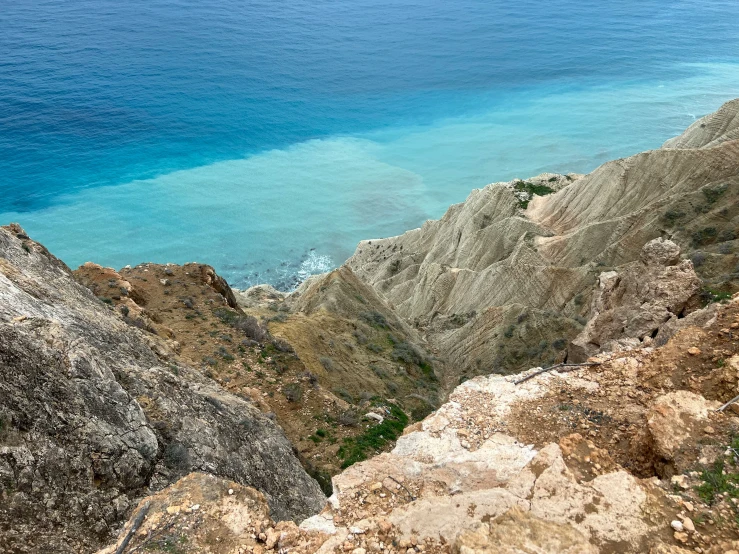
[2,1,739,288]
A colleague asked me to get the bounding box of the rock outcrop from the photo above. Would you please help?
[0,225,325,553]
[569,238,702,361]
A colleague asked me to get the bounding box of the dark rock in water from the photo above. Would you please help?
[0,225,325,554]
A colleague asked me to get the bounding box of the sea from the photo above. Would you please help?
[2,0,739,290]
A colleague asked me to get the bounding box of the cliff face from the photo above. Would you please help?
[344,99,739,380]
[0,225,325,554]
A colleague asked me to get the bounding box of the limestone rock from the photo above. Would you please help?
[0,226,325,553]
[97,473,333,554]
[569,239,701,361]
[647,391,719,461]
[453,508,597,554]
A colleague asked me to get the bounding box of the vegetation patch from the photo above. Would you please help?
[695,437,739,505]
[662,209,686,226]
[692,227,718,247]
[282,382,302,403]
[702,184,728,205]
[360,311,390,329]
[337,404,409,468]
[512,180,555,209]
[319,356,336,371]
[214,308,270,343]
[700,287,732,305]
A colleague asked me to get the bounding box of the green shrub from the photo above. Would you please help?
[696,458,739,504]
[512,180,555,209]
[662,209,686,226]
[692,227,718,247]
[390,341,423,365]
[320,356,336,371]
[360,311,389,329]
[282,383,303,403]
[552,338,567,350]
[215,346,234,361]
[337,404,409,468]
[702,184,727,204]
[700,288,732,305]
[334,388,353,404]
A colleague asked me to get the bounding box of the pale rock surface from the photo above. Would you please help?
[569,238,701,361]
[662,97,739,149]
[647,391,720,461]
[322,370,669,552]
[453,508,598,554]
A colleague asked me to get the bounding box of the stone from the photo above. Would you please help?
[688,347,702,356]
[647,391,719,461]
[453,509,597,554]
[671,521,685,532]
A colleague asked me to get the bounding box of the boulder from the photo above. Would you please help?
[647,391,719,461]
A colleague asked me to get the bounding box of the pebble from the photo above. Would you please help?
[671,475,689,489]
[671,520,684,532]
[687,347,701,356]
[684,501,694,512]
[704,426,715,435]
[682,516,695,532]
[352,549,367,554]
[228,488,234,495]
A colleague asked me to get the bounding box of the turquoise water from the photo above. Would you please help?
[2,1,739,289]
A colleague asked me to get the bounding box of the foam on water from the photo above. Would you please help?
[3,62,738,288]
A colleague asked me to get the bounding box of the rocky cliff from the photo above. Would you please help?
[0,224,325,553]
[343,98,739,381]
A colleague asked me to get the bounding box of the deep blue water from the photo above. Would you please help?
[2,1,739,289]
